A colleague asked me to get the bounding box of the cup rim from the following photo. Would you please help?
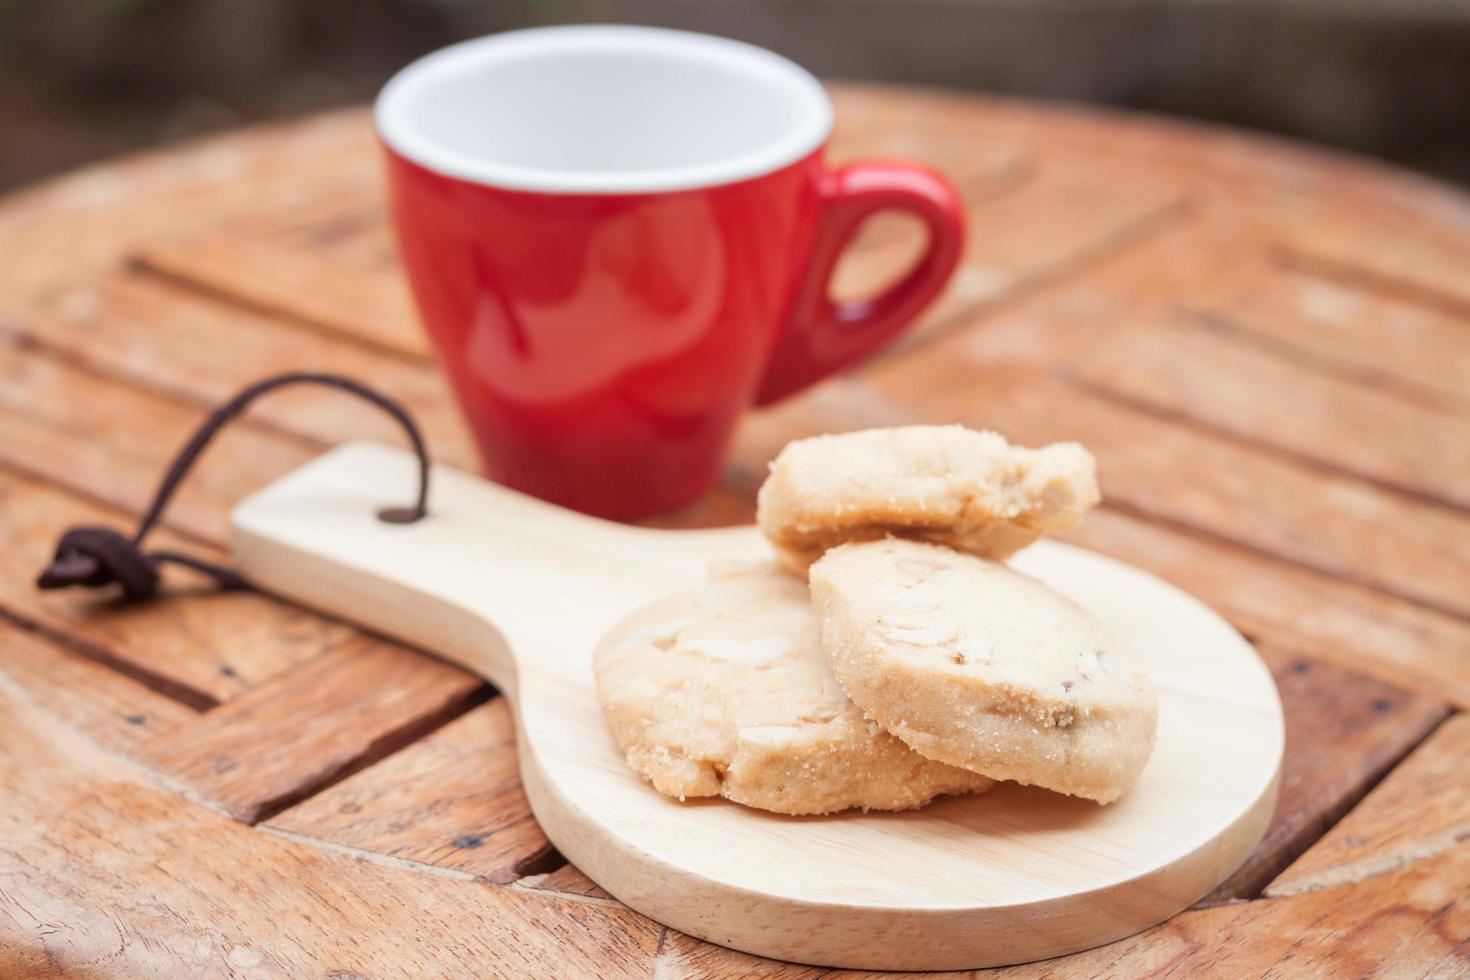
[375,25,834,195]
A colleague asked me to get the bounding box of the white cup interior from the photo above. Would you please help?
[376,26,833,194]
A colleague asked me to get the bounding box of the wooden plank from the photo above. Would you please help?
[0,469,354,705]
[0,679,663,977]
[0,619,195,752]
[1066,313,1470,512]
[1201,648,1448,904]
[141,636,488,824]
[266,699,548,883]
[0,338,315,543]
[1280,208,1470,316]
[1267,712,1470,899]
[1187,262,1470,414]
[11,271,478,468]
[140,184,427,360]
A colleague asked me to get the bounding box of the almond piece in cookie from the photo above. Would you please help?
[810,538,1157,804]
[592,560,992,815]
[756,425,1099,570]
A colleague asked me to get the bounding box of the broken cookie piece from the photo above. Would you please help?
[592,560,992,815]
[756,425,1100,570]
[810,538,1157,804]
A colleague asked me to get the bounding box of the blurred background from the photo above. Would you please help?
[2,0,1468,193]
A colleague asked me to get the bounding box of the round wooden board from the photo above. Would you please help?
[234,443,1285,971]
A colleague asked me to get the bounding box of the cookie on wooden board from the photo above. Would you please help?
[810,538,1157,804]
[757,425,1099,570]
[592,560,993,815]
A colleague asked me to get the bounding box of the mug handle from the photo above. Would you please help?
[754,161,966,405]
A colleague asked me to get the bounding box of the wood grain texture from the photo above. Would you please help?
[0,618,195,752]
[1186,261,1470,414]
[13,272,477,467]
[267,698,550,882]
[980,836,1470,979]
[0,679,663,979]
[141,635,488,823]
[0,469,352,705]
[966,378,1470,622]
[1279,207,1470,316]
[1267,712,1470,899]
[140,185,427,360]
[1068,313,1470,514]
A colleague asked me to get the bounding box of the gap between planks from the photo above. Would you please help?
[139,652,495,826]
[0,595,219,711]
[1197,682,1451,907]
[1264,708,1470,899]
[125,254,439,368]
[1091,493,1470,630]
[1173,306,1470,418]
[1057,376,1470,628]
[1277,243,1470,326]
[0,310,341,468]
[1066,312,1470,522]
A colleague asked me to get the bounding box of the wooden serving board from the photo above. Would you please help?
[231,441,1284,971]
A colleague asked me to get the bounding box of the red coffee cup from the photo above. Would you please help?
[378,26,964,519]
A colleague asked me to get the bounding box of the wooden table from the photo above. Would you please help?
[1,85,1467,977]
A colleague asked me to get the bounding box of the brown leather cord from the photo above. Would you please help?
[36,372,431,603]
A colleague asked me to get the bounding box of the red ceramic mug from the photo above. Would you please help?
[378,26,964,519]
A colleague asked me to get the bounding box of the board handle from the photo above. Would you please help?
[230,441,742,687]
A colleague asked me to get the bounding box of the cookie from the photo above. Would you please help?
[592,560,993,815]
[757,425,1099,570]
[809,538,1157,803]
